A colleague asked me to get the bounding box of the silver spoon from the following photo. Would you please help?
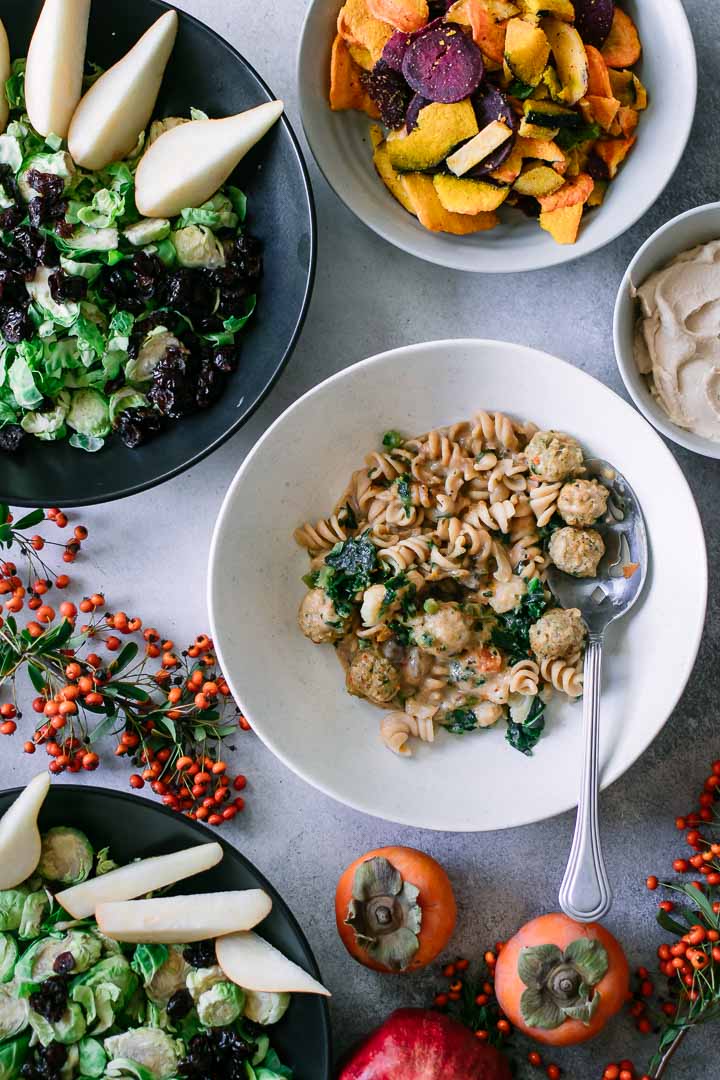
[546,459,648,924]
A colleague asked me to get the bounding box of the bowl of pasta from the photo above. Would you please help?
[208,339,707,831]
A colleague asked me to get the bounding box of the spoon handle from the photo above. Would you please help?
[558,634,613,923]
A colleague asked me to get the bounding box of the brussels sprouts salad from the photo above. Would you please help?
[0,775,333,1080]
[0,59,262,455]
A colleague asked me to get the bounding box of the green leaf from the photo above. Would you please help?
[108,642,138,676]
[506,696,546,756]
[520,987,565,1030]
[518,944,564,989]
[102,682,150,703]
[12,508,45,530]
[27,663,47,694]
[564,938,609,987]
[675,884,720,928]
[87,712,119,744]
[155,714,176,740]
[656,908,691,938]
[555,122,601,151]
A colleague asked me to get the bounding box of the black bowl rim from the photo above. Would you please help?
[0,781,333,1074]
[6,0,317,508]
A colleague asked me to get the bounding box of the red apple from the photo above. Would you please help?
[338,1008,512,1079]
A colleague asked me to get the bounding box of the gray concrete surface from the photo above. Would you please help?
[5,1,720,1076]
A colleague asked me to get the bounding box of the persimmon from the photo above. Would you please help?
[495,912,629,1046]
[336,846,457,973]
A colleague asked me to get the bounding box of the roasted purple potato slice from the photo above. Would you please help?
[402,22,484,104]
[406,91,432,130]
[574,0,615,48]
[381,16,444,71]
[467,84,517,177]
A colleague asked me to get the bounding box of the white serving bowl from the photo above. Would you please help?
[614,201,720,459]
[297,0,697,273]
[208,340,706,832]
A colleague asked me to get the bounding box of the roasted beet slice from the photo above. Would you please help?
[467,85,517,177]
[361,61,413,128]
[574,0,614,47]
[406,92,431,131]
[402,22,484,103]
[382,17,444,72]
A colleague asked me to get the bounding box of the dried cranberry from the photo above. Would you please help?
[147,347,198,420]
[28,195,67,229]
[12,226,58,269]
[0,424,23,453]
[0,305,32,343]
[0,206,22,231]
[195,359,226,409]
[114,407,166,449]
[25,170,65,200]
[52,951,75,975]
[211,345,239,374]
[29,975,68,1022]
[182,939,217,968]
[178,1029,256,1080]
[54,219,74,239]
[231,233,263,280]
[0,269,28,305]
[167,988,194,1020]
[48,270,87,303]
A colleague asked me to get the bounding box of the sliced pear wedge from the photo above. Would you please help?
[0,19,10,134]
[134,100,284,218]
[25,0,90,138]
[0,772,51,889]
[216,931,331,996]
[68,10,178,170]
[96,889,272,943]
[57,842,222,919]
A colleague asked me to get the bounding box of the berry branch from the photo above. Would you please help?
[0,504,250,825]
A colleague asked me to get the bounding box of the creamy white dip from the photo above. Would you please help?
[633,238,720,441]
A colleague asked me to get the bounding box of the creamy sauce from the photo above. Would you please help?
[634,239,720,441]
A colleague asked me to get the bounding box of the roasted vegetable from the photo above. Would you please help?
[433,173,510,212]
[503,18,550,87]
[386,99,479,170]
[600,7,640,68]
[399,172,498,231]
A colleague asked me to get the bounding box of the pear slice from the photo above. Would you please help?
[25,0,91,138]
[134,100,284,218]
[216,931,331,996]
[68,10,178,170]
[0,772,51,889]
[0,19,10,134]
[56,842,222,919]
[96,889,272,943]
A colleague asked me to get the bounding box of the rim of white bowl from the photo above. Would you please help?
[613,200,720,459]
[296,0,698,273]
[208,339,708,830]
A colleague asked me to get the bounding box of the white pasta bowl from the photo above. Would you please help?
[208,340,707,831]
[614,201,720,459]
[297,0,697,273]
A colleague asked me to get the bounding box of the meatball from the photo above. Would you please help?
[557,479,609,527]
[346,649,400,705]
[526,431,584,483]
[410,603,473,657]
[549,527,605,579]
[529,608,586,662]
[297,589,348,644]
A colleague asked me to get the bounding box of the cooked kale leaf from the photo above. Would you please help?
[506,696,546,756]
[491,577,548,665]
[443,708,479,736]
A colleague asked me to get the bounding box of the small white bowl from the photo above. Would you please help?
[297,0,697,273]
[613,201,720,459]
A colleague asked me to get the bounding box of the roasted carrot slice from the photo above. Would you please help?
[446,0,508,64]
[366,0,429,32]
[601,8,641,69]
[538,172,594,212]
[594,135,636,177]
[585,44,613,97]
[329,34,381,117]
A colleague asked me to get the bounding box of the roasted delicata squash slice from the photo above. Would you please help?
[523,98,579,129]
[608,68,647,109]
[538,201,584,243]
[371,129,418,214]
[399,173,498,232]
[503,17,550,86]
[541,16,588,105]
[433,172,510,213]
[512,162,565,196]
[386,100,479,171]
[593,134,636,178]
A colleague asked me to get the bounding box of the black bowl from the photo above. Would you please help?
[0,783,332,1079]
[0,0,316,506]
